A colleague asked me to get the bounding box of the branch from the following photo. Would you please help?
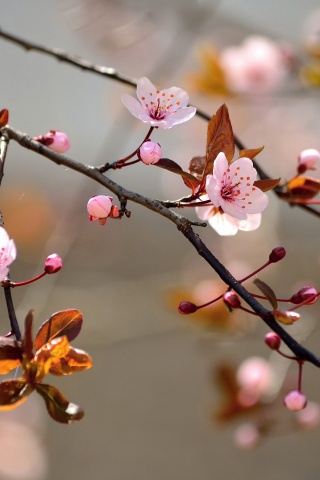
[1,26,319,216]
[4,124,320,368]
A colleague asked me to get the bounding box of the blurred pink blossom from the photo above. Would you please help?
[121,77,196,129]
[0,227,16,282]
[34,130,70,153]
[220,36,289,94]
[234,423,260,450]
[298,148,320,174]
[139,141,162,165]
[237,356,275,402]
[295,401,320,428]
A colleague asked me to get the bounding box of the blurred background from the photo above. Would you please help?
[1,0,320,479]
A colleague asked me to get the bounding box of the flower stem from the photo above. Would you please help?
[11,271,47,287]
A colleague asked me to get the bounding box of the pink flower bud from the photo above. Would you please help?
[87,195,117,225]
[139,141,162,165]
[298,148,320,174]
[223,291,241,309]
[269,246,286,263]
[290,286,318,305]
[34,130,70,153]
[178,301,198,314]
[44,253,63,274]
[264,332,281,350]
[284,390,307,411]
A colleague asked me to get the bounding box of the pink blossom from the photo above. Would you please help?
[237,357,275,400]
[87,195,118,226]
[34,130,70,153]
[139,141,162,165]
[298,148,320,174]
[295,401,320,428]
[206,152,268,221]
[44,254,63,274]
[220,36,288,94]
[284,390,307,412]
[234,423,260,450]
[0,227,16,282]
[121,77,196,129]
[196,200,262,236]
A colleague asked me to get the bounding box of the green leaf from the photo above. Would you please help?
[155,158,200,194]
[36,383,84,423]
[34,309,83,351]
[204,104,235,179]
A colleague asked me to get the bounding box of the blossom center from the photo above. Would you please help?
[221,181,241,202]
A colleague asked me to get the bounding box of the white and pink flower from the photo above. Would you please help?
[196,200,262,236]
[206,152,268,220]
[121,77,196,129]
[0,227,16,282]
[196,152,268,235]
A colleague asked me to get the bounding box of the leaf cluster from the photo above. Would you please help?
[0,309,92,423]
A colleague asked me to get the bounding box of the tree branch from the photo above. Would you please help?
[4,124,320,368]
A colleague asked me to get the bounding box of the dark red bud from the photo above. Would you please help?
[223,291,241,310]
[178,301,198,314]
[290,286,318,305]
[269,246,286,263]
[264,332,281,350]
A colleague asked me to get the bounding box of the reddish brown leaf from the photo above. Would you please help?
[239,146,264,160]
[0,109,9,128]
[36,383,84,423]
[23,310,34,360]
[254,279,278,310]
[34,309,83,351]
[0,337,22,374]
[155,158,200,194]
[0,380,32,410]
[282,176,320,200]
[254,178,281,192]
[49,347,93,376]
[204,104,235,178]
[188,156,206,182]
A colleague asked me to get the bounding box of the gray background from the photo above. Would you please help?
[1,1,320,479]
